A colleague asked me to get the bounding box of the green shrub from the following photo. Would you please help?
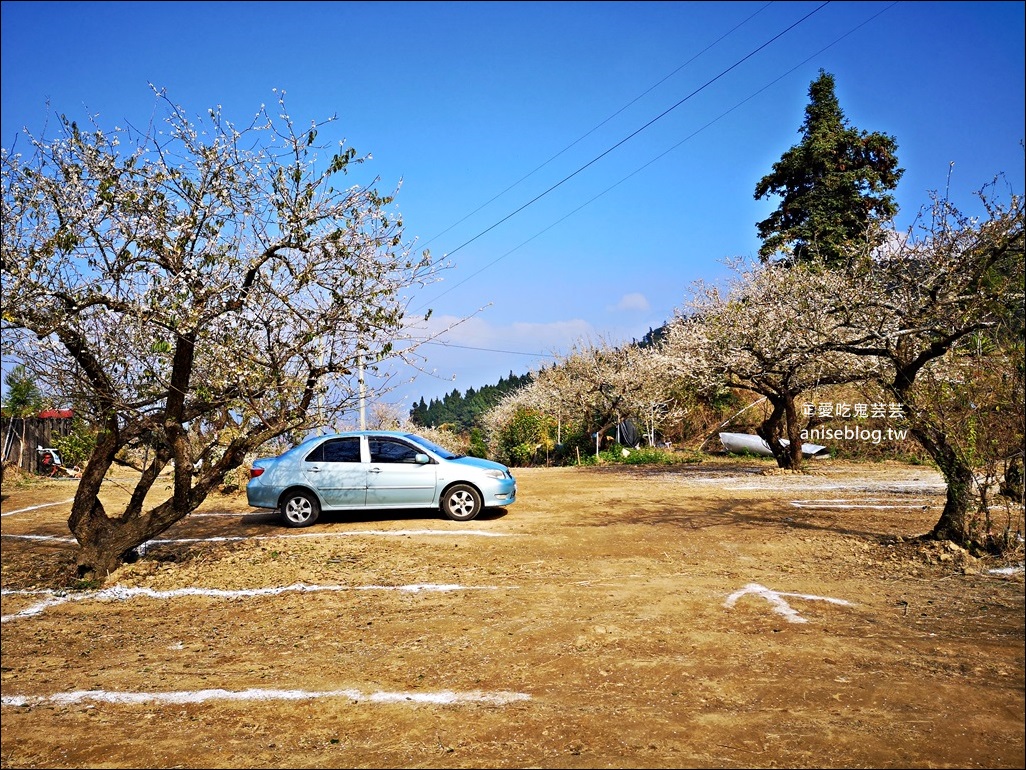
[495,408,557,467]
[51,414,97,468]
[468,428,489,459]
[595,444,704,466]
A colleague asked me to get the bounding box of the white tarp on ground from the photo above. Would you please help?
[719,432,829,459]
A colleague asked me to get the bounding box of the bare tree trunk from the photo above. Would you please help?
[888,363,979,545]
[782,396,805,470]
[933,462,975,543]
[69,431,184,580]
[909,422,976,544]
[757,394,804,470]
[68,412,268,582]
[68,429,125,580]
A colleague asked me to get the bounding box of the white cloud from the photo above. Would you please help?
[410,314,594,353]
[607,292,650,313]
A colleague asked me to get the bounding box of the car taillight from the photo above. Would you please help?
[250,467,264,478]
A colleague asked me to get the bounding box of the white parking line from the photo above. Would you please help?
[1,582,508,623]
[724,582,853,624]
[0,533,76,543]
[787,503,935,509]
[132,529,509,553]
[2,686,531,708]
[1,498,75,517]
[724,484,848,491]
[1,528,510,550]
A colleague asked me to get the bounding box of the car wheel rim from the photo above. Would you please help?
[285,497,312,524]
[449,491,474,517]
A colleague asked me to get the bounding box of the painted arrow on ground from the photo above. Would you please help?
[724,583,852,624]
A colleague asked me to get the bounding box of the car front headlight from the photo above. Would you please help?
[484,469,507,480]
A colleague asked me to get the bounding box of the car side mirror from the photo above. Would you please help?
[415,453,431,464]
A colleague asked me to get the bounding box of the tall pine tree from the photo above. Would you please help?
[754,70,903,265]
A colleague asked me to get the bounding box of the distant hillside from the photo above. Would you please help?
[408,371,533,432]
[407,327,667,433]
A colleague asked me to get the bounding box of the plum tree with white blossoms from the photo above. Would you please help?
[823,182,1024,547]
[666,177,1023,548]
[664,259,872,470]
[483,338,689,463]
[1,89,440,580]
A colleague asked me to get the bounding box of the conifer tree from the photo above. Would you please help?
[754,70,903,265]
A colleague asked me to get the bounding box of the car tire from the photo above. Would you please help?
[280,489,320,528]
[441,483,482,522]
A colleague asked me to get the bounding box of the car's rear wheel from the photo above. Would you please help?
[441,483,482,521]
[280,489,320,528]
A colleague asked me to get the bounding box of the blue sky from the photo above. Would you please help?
[2,1,1024,416]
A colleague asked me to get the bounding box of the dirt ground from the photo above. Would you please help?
[1,457,1023,769]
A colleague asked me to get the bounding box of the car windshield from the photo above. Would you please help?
[405,433,461,460]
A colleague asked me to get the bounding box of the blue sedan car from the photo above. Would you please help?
[246,430,518,527]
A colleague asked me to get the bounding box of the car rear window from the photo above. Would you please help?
[306,437,361,463]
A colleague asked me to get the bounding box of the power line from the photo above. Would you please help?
[398,1,898,369]
[416,1,776,254]
[426,2,899,307]
[422,341,558,358]
[414,1,830,312]
[440,2,829,262]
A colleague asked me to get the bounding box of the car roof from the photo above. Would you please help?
[298,430,419,445]
[312,430,413,439]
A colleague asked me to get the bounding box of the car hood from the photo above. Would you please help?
[449,455,510,474]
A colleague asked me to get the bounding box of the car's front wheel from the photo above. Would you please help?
[280,489,320,528]
[441,484,482,521]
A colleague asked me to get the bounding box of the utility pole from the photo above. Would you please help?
[358,351,366,430]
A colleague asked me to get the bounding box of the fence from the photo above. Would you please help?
[1,413,74,474]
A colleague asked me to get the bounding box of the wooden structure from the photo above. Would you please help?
[1,409,74,474]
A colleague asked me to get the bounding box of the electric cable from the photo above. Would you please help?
[393,1,897,377]
[416,1,776,253]
[419,1,897,312]
[428,1,830,271]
